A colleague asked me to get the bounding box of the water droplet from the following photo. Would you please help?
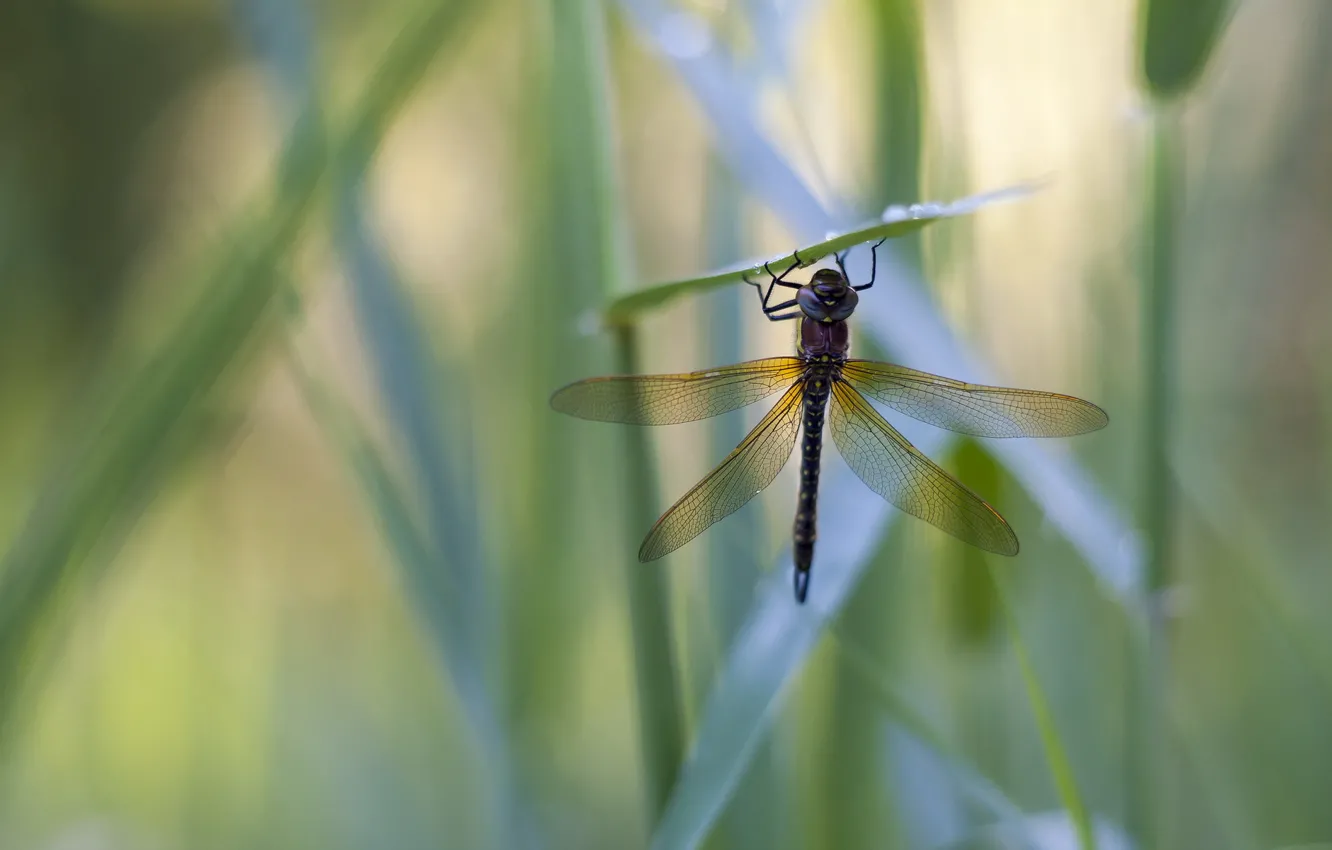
[881,204,909,223]
[657,12,712,59]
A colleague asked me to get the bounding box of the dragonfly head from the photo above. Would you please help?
[798,268,859,322]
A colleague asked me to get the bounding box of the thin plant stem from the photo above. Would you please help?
[615,324,687,822]
[1131,100,1182,849]
[992,569,1098,850]
[1143,105,1180,608]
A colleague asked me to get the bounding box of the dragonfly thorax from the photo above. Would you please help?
[799,316,850,359]
[797,269,859,323]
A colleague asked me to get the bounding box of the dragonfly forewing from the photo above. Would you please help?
[829,380,1019,555]
[639,380,805,561]
[550,357,805,425]
[840,360,1108,438]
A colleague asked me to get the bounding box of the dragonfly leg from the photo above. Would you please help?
[852,238,888,292]
[762,308,803,322]
[764,248,805,286]
[743,272,787,311]
[835,249,850,280]
[746,251,805,315]
[761,297,799,317]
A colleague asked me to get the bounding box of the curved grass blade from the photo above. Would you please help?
[602,183,1041,325]
[0,108,326,743]
[281,293,525,847]
[0,0,497,756]
[243,2,520,846]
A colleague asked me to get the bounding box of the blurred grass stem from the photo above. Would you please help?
[1143,107,1180,607]
[615,324,687,822]
[992,568,1097,850]
[1131,100,1183,849]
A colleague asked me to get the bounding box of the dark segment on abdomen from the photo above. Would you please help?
[793,375,831,603]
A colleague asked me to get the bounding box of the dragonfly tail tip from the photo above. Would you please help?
[793,569,810,604]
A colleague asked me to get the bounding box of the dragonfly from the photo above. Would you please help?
[551,239,1108,603]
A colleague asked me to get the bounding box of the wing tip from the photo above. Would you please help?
[638,525,676,563]
[548,383,579,414]
[1077,398,1111,433]
[993,523,1020,557]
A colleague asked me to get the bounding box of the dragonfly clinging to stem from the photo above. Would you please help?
[551,240,1108,603]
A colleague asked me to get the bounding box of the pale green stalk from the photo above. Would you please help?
[993,570,1098,850]
[615,324,687,821]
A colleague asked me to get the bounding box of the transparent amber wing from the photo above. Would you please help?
[551,357,805,425]
[639,381,805,561]
[829,380,1019,555]
[840,360,1108,438]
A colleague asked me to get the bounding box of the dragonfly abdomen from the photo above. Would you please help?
[793,370,834,602]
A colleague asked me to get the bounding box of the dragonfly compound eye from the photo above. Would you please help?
[799,282,858,321]
[827,287,858,321]
[797,286,831,320]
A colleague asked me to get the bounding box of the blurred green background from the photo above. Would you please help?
[1,0,1330,848]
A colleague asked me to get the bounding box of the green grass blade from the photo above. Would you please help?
[281,287,529,846]
[243,0,492,677]
[247,0,505,764]
[0,107,326,739]
[1126,98,1183,850]
[1140,106,1181,606]
[602,183,1041,325]
[0,0,497,751]
[993,572,1097,850]
[615,325,687,821]
[868,0,925,211]
[335,193,494,673]
[546,0,688,825]
[279,297,449,608]
[338,0,486,174]
[1138,0,1235,99]
[259,0,514,842]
